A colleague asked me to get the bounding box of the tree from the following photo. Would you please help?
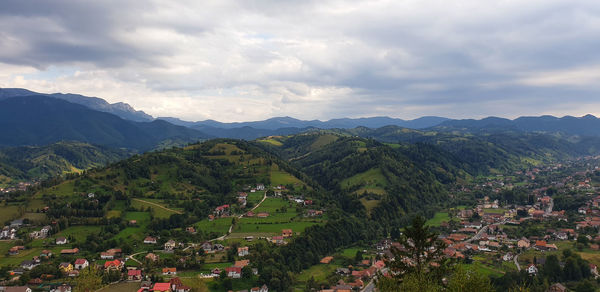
[354,250,364,263]
[542,255,561,282]
[75,267,102,292]
[385,215,449,286]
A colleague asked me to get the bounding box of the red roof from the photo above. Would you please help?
[104,260,121,268]
[226,266,242,273]
[128,270,142,276]
[153,283,171,291]
[74,258,87,265]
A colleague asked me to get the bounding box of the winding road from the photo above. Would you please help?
[211,191,267,241]
[132,198,183,214]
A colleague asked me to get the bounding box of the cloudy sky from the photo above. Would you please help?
[1,0,600,122]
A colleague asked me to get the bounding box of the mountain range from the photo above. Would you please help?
[0,95,209,150]
[4,87,600,145]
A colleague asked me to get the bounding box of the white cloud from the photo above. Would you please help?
[1,0,600,121]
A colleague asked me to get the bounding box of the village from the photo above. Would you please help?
[0,154,600,291]
[0,181,329,292]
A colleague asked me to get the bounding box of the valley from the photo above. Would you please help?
[0,91,599,291]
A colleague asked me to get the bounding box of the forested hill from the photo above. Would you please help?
[434,114,600,136]
[338,126,600,174]
[32,139,319,222]
[0,142,131,187]
[0,95,210,150]
[256,134,464,224]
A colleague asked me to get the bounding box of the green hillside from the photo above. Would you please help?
[0,141,131,187]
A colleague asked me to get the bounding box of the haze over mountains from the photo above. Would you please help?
[3,88,600,147]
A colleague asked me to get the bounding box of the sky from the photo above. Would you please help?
[1,0,600,122]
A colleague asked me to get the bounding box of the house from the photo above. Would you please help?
[10,219,24,228]
[143,236,157,244]
[211,268,221,277]
[40,249,53,258]
[162,267,177,276]
[527,264,538,274]
[21,260,39,270]
[256,184,265,191]
[234,260,250,268]
[100,248,121,259]
[517,239,530,248]
[129,220,137,226]
[214,204,230,217]
[260,285,268,292]
[320,256,334,264]
[282,229,293,238]
[9,246,25,255]
[201,242,213,253]
[127,269,142,281]
[534,240,548,251]
[3,287,32,292]
[74,258,89,270]
[257,212,269,218]
[67,270,79,277]
[164,239,176,251]
[272,236,284,245]
[51,284,72,292]
[40,225,51,238]
[226,266,242,278]
[152,283,171,292]
[146,253,159,261]
[104,259,122,271]
[186,226,196,234]
[56,237,68,245]
[169,277,191,292]
[58,262,73,272]
[238,246,249,257]
[503,253,514,261]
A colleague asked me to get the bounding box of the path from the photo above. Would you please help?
[465,225,489,243]
[211,191,268,241]
[514,254,521,271]
[132,198,183,214]
[127,251,145,265]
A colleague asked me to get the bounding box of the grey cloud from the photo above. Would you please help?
[2,0,600,121]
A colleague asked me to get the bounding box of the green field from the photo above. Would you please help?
[310,134,338,150]
[196,218,232,235]
[426,212,450,227]
[257,138,283,146]
[233,221,319,234]
[35,180,75,198]
[483,208,506,214]
[0,204,22,224]
[296,263,340,283]
[270,166,303,186]
[54,225,102,243]
[464,261,505,277]
[338,246,365,258]
[98,282,141,292]
[341,168,388,195]
[131,198,181,219]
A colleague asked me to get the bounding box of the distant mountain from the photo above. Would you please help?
[335,125,600,174]
[158,115,450,139]
[435,114,600,136]
[0,95,210,150]
[0,141,132,186]
[0,88,154,122]
[161,115,450,130]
